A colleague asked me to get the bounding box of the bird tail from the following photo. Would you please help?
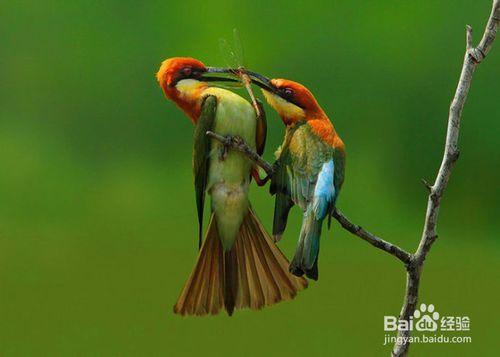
[289,209,323,280]
[173,208,308,316]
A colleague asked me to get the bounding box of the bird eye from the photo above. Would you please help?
[283,88,294,97]
[181,67,192,76]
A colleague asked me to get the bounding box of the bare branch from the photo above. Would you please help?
[332,209,412,265]
[392,1,499,355]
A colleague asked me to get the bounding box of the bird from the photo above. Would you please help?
[247,72,345,281]
[156,57,307,316]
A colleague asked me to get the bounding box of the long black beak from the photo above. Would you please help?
[205,67,232,74]
[245,70,277,93]
[201,67,240,83]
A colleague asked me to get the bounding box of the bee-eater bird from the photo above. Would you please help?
[156,57,307,316]
[248,73,345,280]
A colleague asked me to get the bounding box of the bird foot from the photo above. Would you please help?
[219,135,234,161]
[232,136,244,146]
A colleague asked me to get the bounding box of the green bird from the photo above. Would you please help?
[248,73,346,281]
[157,57,307,316]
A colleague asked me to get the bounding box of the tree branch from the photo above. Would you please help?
[206,131,274,175]
[332,209,412,265]
[392,1,499,355]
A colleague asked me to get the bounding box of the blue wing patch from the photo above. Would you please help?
[312,160,336,220]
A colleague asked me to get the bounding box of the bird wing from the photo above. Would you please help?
[271,122,343,238]
[327,145,345,228]
[290,124,345,230]
[270,123,296,239]
[287,124,333,208]
[193,95,217,249]
[255,99,267,156]
[332,147,345,199]
[269,122,305,239]
[270,148,294,239]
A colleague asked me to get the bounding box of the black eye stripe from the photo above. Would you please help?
[277,88,305,109]
[181,67,192,76]
[170,67,195,87]
[280,88,292,98]
[281,87,294,99]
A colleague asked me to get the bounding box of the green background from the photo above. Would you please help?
[1,0,499,356]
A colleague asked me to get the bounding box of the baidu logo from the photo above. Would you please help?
[383,302,470,333]
[382,302,472,345]
[413,303,440,331]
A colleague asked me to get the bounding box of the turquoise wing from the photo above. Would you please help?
[193,95,217,249]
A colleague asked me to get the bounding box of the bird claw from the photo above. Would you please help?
[232,136,244,146]
[219,135,233,161]
[220,135,244,160]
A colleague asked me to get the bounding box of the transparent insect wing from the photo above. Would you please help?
[218,29,261,119]
[218,38,239,70]
[232,28,246,69]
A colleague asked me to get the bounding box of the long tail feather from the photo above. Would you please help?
[223,249,237,316]
[290,210,322,280]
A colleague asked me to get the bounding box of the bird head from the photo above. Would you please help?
[156,57,236,121]
[157,57,207,90]
[247,72,325,125]
[157,57,235,97]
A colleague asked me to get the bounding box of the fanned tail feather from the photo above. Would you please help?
[174,209,308,316]
[173,214,224,316]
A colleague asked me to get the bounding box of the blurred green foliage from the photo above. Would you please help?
[1,0,499,355]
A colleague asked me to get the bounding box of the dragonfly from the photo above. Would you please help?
[219,29,264,120]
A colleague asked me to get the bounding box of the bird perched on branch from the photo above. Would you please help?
[248,72,345,280]
[156,57,307,316]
